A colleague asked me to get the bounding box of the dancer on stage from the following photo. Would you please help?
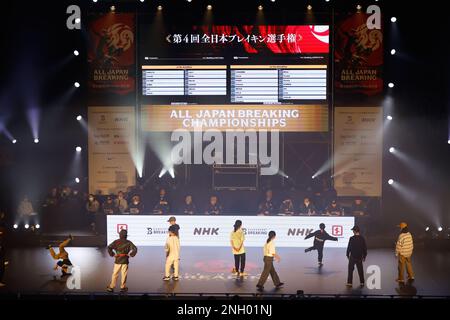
[395,222,414,283]
[230,220,246,277]
[256,231,284,291]
[106,229,138,293]
[346,226,367,287]
[47,235,74,277]
[304,223,338,266]
[163,225,180,281]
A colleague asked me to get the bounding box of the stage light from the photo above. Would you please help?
[389,147,395,153]
[13,224,18,229]
[356,4,362,10]
[140,0,145,2]
[75,18,80,24]
[447,139,450,144]
[12,139,17,144]
[34,138,39,144]
[425,227,430,231]
[386,115,393,120]
[75,177,80,183]
[258,5,263,10]
[76,146,82,152]
[438,227,443,232]
[110,5,116,12]
[391,49,396,55]
[388,82,394,88]
[207,4,212,10]
[157,5,163,10]
[35,224,40,229]
[24,224,30,229]
[73,50,79,56]
[312,175,315,179]
[388,179,394,185]
[187,0,192,2]
[391,17,397,23]
[76,115,82,121]
[159,168,167,178]
[74,82,80,88]
[271,0,275,2]
[93,0,98,2]
[325,0,330,2]
[169,167,175,178]
[307,5,312,10]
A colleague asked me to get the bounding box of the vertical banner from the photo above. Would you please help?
[334,12,383,96]
[87,13,135,96]
[334,107,383,197]
[88,106,136,195]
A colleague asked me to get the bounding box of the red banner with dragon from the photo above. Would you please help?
[88,13,135,96]
[334,13,383,96]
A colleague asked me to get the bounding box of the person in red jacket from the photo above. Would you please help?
[304,223,338,266]
[106,229,138,293]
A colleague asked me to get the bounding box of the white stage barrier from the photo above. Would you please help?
[107,215,355,247]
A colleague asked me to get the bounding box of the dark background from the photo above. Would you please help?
[0,0,449,232]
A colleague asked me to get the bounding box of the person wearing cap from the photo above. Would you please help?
[395,222,414,283]
[346,226,367,287]
[167,216,180,237]
[230,220,246,277]
[304,223,338,266]
[106,229,138,293]
[163,225,181,281]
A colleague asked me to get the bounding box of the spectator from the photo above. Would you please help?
[102,196,117,215]
[279,197,295,215]
[325,200,344,216]
[115,191,128,214]
[351,199,367,217]
[153,188,170,214]
[43,188,59,208]
[257,189,275,216]
[18,195,37,227]
[86,194,100,233]
[299,197,317,216]
[129,195,144,215]
[205,195,223,215]
[181,195,196,215]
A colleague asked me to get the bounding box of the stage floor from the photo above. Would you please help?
[1,246,450,297]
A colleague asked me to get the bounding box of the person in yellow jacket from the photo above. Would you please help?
[163,225,180,281]
[230,220,246,278]
[47,235,74,277]
[395,222,414,283]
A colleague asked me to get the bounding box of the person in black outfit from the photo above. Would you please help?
[257,189,275,215]
[181,195,196,215]
[346,226,367,287]
[304,223,338,266]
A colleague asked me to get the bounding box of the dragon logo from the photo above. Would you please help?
[93,23,134,68]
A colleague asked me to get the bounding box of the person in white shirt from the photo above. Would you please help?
[395,222,414,283]
[230,220,246,277]
[163,225,180,281]
[256,231,284,291]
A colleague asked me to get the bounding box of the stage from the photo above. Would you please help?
[2,246,449,298]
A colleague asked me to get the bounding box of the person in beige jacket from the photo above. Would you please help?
[163,225,180,281]
[395,222,414,283]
